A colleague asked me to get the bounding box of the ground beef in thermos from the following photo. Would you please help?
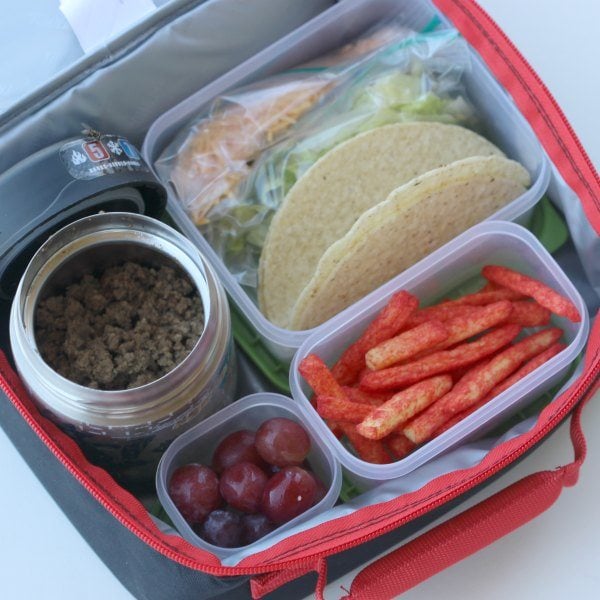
[35,261,204,390]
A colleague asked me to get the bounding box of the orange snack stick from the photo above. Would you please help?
[480,282,501,292]
[403,327,564,444]
[433,405,481,437]
[448,288,525,306]
[299,354,346,400]
[360,324,521,391]
[331,291,418,385]
[356,375,453,440]
[298,353,346,437]
[434,341,565,437]
[329,423,344,438]
[365,321,449,370]
[405,290,523,329]
[386,434,416,460]
[342,386,393,406]
[478,341,566,405]
[339,422,392,464]
[431,301,513,351]
[404,303,479,328]
[357,367,372,381]
[449,357,492,383]
[504,300,551,327]
[482,265,581,322]
[316,396,373,424]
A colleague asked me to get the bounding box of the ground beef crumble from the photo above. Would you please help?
[35,261,204,390]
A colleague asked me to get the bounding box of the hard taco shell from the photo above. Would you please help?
[258,122,506,328]
[288,155,531,330]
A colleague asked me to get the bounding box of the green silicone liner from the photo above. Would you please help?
[230,304,291,394]
[529,196,569,254]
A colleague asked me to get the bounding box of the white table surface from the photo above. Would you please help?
[1,1,599,599]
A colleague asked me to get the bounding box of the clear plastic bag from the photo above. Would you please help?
[156,24,480,289]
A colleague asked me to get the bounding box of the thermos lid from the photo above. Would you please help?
[0,132,167,299]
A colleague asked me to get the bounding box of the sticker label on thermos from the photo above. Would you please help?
[60,135,149,180]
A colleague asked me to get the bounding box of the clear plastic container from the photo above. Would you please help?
[289,221,589,487]
[143,0,551,362]
[155,393,342,559]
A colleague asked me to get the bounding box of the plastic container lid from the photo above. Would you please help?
[289,221,589,486]
[155,393,342,560]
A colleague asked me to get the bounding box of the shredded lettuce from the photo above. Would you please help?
[204,64,478,285]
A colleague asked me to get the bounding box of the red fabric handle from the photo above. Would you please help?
[341,389,591,600]
[250,558,327,599]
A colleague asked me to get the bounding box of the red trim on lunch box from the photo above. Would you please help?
[2,322,598,576]
[250,558,327,600]
[0,353,221,569]
[1,0,599,584]
[434,0,600,232]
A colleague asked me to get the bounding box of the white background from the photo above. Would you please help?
[1,1,599,599]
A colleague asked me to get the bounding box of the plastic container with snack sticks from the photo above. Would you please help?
[290,221,589,488]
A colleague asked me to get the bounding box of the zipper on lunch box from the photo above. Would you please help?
[1,355,597,577]
[2,1,599,577]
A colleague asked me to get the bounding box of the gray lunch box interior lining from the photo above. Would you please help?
[0,0,333,175]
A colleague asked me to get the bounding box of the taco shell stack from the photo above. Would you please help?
[258,122,530,330]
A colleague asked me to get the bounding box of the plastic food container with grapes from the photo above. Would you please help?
[290,221,589,488]
[156,393,342,559]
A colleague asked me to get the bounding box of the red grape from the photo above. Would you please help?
[168,464,220,525]
[219,462,268,514]
[241,514,276,545]
[261,466,318,524]
[255,418,311,467]
[212,430,266,473]
[313,477,328,505]
[198,510,242,548]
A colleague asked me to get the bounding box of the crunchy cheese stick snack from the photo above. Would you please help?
[404,287,523,329]
[360,324,521,391]
[365,320,449,370]
[339,422,392,464]
[403,327,564,444]
[342,387,393,406]
[504,300,551,327]
[448,357,492,383]
[298,354,346,400]
[482,265,581,322]
[316,395,374,424]
[476,341,566,407]
[480,282,501,292]
[433,341,566,436]
[404,303,480,329]
[356,375,452,440]
[386,434,416,460]
[331,291,418,385]
[427,300,513,352]
[448,287,525,306]
[298,353,346,436]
